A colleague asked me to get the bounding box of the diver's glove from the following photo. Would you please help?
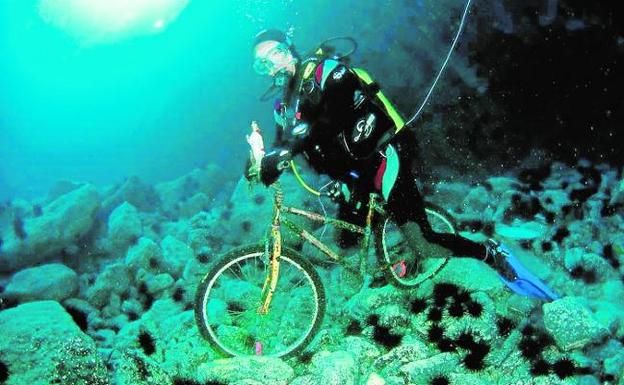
[244,158,258,182]
[259,149,291,186]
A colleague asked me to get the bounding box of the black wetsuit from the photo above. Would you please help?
[265,57,486,259]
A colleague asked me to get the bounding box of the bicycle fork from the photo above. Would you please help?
[258,189,284,315]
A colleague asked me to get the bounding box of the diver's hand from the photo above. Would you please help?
[259,149,291,186]
[244,157,259,182]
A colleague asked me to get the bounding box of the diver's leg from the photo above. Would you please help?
[385,138,487,260]
[387,175,487,260]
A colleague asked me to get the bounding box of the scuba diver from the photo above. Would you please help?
[246,28,558,302]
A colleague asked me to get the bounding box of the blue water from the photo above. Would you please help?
[1,1,622,384]
[0,0,446,201]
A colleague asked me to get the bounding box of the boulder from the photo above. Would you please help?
[101,176,160,216]
[155,164,226,218]
[4,263,78,302]
[108,202,142,250]
[0,301,109,385]
[310,350,358,385]
[399,352,459,384]
[197,356,294,385]
[87,263,132,308]
[495,220,548,240]
[0,184,100,272]
[161,236,195,277]
[543,296,610,351]
[462,186,492,213]
[125,237,162,272]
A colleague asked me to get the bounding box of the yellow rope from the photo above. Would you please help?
[289,161,321,196]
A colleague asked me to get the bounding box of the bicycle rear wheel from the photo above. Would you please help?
[375,203,457,288]
[194,244,325,358]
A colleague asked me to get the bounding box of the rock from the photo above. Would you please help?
[0,301,109,385]
[563,248,611,274]
[378,304,411,329]
[495,219,547,240]
[310,350,358,385]
[161,236,195,277]
[344,285,403,321]
[87,263,132,308]
[602,280,624,304]
[603,349,624,378]
[156,164,226,218]
[108,202,142,250]
[462,186,492,213]
[485,176,519,196]
[430,182,472,208]
[540,189,570,213]
[591,300,624,333]
[0,184,100,272]
[289,376,315,385]
[608,178,624,206]
[338,336,382,375]
[431,258,504,294]
[543,296,610,351]
[111,298,216,380]
[47,180,83,201]
[145,273,174,294]
[374,341,430,376]
[125,237,162,272]
[364,372,388,385]
[197,356,294,385]
[101,176,160,216]
[179,192,212,218]
[4,263,78,302]
[448,373,495,385]
[399,352,459,384]
[113,351,170,385]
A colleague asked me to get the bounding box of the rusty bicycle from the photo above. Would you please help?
[194,184,456,358]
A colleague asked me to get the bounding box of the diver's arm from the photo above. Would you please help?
[259,124,310,186]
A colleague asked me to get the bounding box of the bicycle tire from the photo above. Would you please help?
[375,202,457,288]
[194,244,326,358]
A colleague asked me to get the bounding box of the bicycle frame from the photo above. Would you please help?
[258,184,383,314]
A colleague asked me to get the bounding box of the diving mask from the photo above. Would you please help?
[253,44,292,76]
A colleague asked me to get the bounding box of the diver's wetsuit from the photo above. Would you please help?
[265,57,486,259]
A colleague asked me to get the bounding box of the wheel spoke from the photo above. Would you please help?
[196,249,323,358]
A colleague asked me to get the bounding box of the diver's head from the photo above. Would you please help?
[252,29,298,83]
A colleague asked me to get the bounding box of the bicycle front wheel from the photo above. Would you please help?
[194,245,325,358]
[375,203,457,288]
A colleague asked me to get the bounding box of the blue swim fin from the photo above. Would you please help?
[497,244,560,301]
